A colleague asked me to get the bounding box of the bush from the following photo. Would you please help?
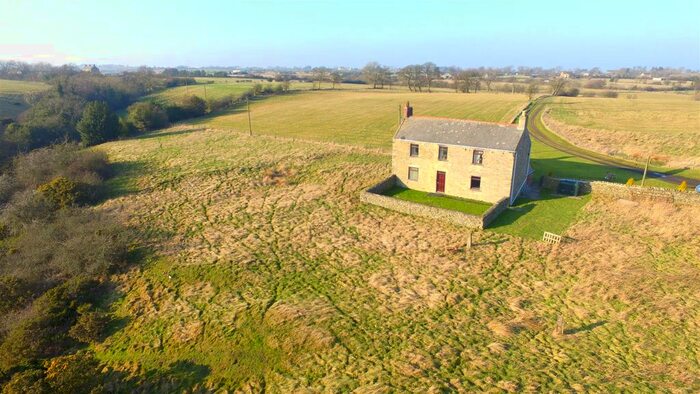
[1,369,49,394]
[76,101,119,146]
[0,277,101,370]
[583,79,606,89]
[558,88,579,97]
[12,144,109,190]
[43,351,102,393]
[36,176,83,208]
[0,276,33,315]
[626,178,635,186]
[601,90,619,98]
[68,305,110,343]
[678,181,687,192]
[179,95,207,117]
[126,102,168,132]
[2,208,129,281]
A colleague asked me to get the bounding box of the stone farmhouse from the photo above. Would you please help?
[392,104,532,205]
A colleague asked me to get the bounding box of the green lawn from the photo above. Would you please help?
[488,190,591,239]
[383,186,492,215]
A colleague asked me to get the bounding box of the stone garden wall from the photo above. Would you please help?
[361,176,508,229]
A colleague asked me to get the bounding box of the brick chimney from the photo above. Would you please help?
[404,101,413,118]
[517,110,527,131]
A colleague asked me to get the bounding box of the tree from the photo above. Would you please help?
[526,82,539,100]
[75,101,119,146]
[311,67,329,90]
[422,62,440,92]
[126,102,168,132]
[550,78,568,96]
[454,70,471,93]
[362,62,389,89]
[330,71,343,89]
[179,95,207,117]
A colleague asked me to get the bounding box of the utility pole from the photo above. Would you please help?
[398,104,402,127]
[641,156,651,186]
[247,97,252,136]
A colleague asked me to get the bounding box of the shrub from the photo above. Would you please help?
[37,176,82,208]
[179,95,207,117]
[12,144,109,190]
[601,90,619,98]
[44,351,102,393]
[0,369,49,394]
[68,305,110,343]
[0,277,101,370]
[678,181,687,192]
[2,208,129,281]
[0,276,33,315]
[558,88,580,97]
[626,178,635,186]
[76,101,119,146]
[126,102,168,132]
[583,79,606,89]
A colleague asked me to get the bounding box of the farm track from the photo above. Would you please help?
[527,98,700,187]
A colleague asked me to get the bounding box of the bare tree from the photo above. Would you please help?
[311,67,329,90]
[362,62,389,89]
[550,78,568,96]
[398,66,415,91]
[526,82,539,100]
[484,76,493,92]
[422,62,440,92]
[454,70,471,93]
[330,71,343,89]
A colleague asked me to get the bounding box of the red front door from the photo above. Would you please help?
[436,171,446,193]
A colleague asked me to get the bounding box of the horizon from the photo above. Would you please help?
[1,0,699,70]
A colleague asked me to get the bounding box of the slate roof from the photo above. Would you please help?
[394,116,525,152]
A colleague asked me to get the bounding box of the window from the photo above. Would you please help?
[470,176,481,190]
[410,144,419,157]
[438,146,448,161]
[408,166,419,181]
[472,150,483,165]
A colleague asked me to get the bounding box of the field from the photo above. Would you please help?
[94,125,700,391]
[141,78,256,106]
[0,79,50,119]
[192,90,528,149]
[543,92,700,172]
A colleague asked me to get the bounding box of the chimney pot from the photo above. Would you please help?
[404,101,413,118]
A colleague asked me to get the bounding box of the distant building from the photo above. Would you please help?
[559,71,570,79]
[82,64,100,74]
[392,103,532,204]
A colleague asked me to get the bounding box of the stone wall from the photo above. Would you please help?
[482,197,510,227]
[589,181,700,205]
[361,176,507,229]
[542,176,700,205]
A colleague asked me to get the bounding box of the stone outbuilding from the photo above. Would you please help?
[392,103,532,204]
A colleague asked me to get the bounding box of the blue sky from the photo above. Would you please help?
[1,0,699,69]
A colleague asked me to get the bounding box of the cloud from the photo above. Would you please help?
[0,44,85,64]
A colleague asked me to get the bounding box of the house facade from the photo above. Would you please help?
[392,104,531,204]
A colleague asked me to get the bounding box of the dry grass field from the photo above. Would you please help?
[191,90,528,149]
[93,126,700,391]
[543,92,700,171]
[0,78,50,119]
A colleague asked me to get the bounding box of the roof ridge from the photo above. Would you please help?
[410,115,516,128]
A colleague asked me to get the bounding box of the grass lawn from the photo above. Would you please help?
[383,186,492,215]
[488,190,591,239]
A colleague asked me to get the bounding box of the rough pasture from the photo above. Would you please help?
[94,126,700,391]
[0,78,50,119]
[544,92,700,172]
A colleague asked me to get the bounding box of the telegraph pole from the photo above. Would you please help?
[247,97,252,136]
[641,156,651,186]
